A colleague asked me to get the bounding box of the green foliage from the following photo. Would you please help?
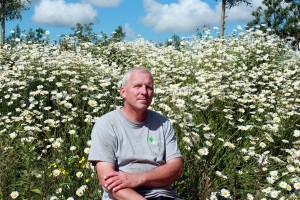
[109,25,126,43]
[7,24,22,40]
[6,25,47,46]
[70,22,99,44]
[247,0,300,50]
[65,23,125,49]
[70,23,125,44]
[1,0,31,20]
[98,31,109,46]
[218,0,251,8]
[6,23,127,49]
[165,34,182,50]
[0,0,31,45]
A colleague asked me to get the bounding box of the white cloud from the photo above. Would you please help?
[124,23,138,39]
[224,0,263,21]
[22,0,36,6]
[32,0,98,27]
[31,0,40,4]
[141,0,217,33]
[81,0,123,7]
[141,0,263,33]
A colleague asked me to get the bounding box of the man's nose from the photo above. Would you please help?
[140,85,147,94]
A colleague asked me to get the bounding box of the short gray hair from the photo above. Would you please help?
[121,67,153,87]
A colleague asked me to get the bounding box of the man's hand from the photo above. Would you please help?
[104,172,142,192]
[96,162,146,200]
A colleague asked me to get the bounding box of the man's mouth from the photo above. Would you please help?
[138,99,147,102]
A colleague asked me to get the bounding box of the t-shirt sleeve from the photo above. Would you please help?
[88,116,117,166]
[164,120,182,161]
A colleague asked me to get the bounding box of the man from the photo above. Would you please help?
[88,67,183,200]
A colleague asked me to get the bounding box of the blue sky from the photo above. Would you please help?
[6,0,262,43]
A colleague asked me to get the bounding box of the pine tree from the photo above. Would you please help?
[110,26,126,43]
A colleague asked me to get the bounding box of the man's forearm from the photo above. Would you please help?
[102,157,183,192]
[111,188,146,200]
[139,157,183,187]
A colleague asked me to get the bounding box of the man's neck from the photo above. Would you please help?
[121,106,147,123]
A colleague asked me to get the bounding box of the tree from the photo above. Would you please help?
[35,28,46,42]
[69,24,125,46]
[0,0,31,47]
[5,24,22,45]
[216,0,251,37]
[165,34,182,50]
[6,25,47,45]
[70,22,99,43]
[11,24,22,39]
[109,25,126,43]
[247,0,300,50]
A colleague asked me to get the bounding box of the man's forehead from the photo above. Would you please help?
[130,71,153,80]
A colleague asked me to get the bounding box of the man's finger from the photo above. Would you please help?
[103,172,118,180]
[112,182,127,192]
[107,179,123,191]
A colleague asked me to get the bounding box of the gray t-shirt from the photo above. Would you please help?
[88,108,182,199]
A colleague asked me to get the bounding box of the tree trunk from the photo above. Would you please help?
[0,0,5,47]
[221,0,226,38]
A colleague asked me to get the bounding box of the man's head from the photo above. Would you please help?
[120,67,154,112]
[121,67,153,87]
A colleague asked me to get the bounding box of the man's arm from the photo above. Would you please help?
[96,162,146,200]
[104,157,183,192]
[140,157,183,187]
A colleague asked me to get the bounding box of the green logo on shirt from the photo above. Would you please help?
[148,137,153,143]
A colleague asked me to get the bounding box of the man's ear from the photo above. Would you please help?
[120,87,126,99]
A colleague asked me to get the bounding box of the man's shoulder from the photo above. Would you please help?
[95,109,120,124]
[148,109,164,116]
[147,109,169,123]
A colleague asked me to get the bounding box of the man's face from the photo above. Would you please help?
[120,71,154,111]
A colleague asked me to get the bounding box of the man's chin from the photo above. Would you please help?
[136,103,150,110]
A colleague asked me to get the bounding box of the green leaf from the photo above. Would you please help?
[30,189,42,194]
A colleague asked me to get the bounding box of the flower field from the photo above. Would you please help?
[0,29,300,200]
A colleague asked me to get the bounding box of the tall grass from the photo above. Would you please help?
[0,29,300,200]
